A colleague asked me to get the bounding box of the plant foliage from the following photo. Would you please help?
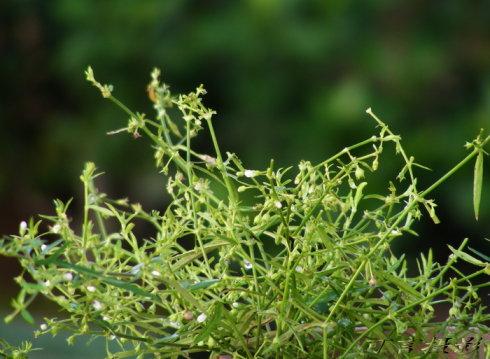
[1,68,489,358]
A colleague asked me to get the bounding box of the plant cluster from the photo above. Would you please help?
[1,68,489,358]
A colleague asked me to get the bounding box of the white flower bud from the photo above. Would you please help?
[63,272,73,281]
[19,221,28,235]
[40,323,48,331]
[130,263,144,275]
[151,270,161,277]
[244,170,257,178]
[51,224,61,234]
[87,285,96,293]
[92,300,103,310]
[197,313,207,323]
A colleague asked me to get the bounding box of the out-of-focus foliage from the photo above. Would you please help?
[1,0,489,286]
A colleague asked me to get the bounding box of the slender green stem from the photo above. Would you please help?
[340,268,486,357]
[205,118,237,205]
[186,119,212,277]
[82,176,89,250]
[322,145,488,356]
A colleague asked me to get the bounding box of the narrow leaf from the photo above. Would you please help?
[381,272,422,299]
[186,279,220,291]
[473,152,483,220]
[20,309,34,324]
[468,246,490,262]
[448,245,486,267]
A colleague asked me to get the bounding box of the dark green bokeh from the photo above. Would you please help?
[1,0,489,356]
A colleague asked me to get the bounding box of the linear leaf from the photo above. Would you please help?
[185,279,220,291]
[20,309,34,324]
[468,246,490,262]
[381,271,422,299]
[473,152,483,220]
[448,245,486,267]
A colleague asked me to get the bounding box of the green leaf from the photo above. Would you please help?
[307,290,339,314]
[172,240,229,269]
[34,242,69,266]
[88,205,116,217]
[473,152,483,220]
[20,282,44,294]
[448,245,486,267]
[353,182,367,207]
[468,246,490,262]
[185,279,220,291]
[380,271,422,299]
[20,309,34,325]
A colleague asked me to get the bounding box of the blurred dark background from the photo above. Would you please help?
[1,0,489,357]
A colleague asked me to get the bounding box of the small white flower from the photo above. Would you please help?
[130,263,144,275]
[43,280,51,287]
[196,313,207,323]
[232,302,240,308]
[87,285,96,293]
[244,169,257,178]
[63,272,73,281]
[51,224,61,234]
[19,221,28,235]
[151,270,161,277]
[40,323,48,331]
[92,300,103,310]
[197,154,217,166]
[41,244,48,252]
[274,201,282,209]
[243,260,253,270]
[295,266,303,273]
[390,229,401,236]
[349,179,357,189]
[102,316,110,321]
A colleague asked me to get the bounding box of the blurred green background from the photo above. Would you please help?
[1,0,489,357]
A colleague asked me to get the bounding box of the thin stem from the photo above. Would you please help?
[205,118,237,205]
[185,119,212,277]
[340,268,486,357]
[322,144,488,356]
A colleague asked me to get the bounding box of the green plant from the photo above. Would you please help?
[1,68,489,358]
[0,339,36,359]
